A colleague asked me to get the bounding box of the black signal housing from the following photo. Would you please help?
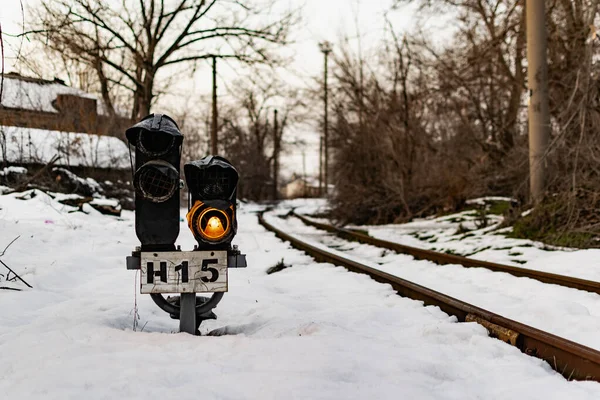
[126,114,183,250]
[184,156,239,249]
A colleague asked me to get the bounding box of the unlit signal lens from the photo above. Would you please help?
[134,160,179,202]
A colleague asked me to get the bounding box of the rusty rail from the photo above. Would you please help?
[259,212,600,382]
[292,212,600,296]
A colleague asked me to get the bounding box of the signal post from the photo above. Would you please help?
[125,114,246,335]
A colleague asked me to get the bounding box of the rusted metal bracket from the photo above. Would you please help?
[466,313,519,346]
[126,251,141,270]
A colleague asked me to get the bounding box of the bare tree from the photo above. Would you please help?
[404,1,527,156]
[329,0,600,246]
[218,74,305,200]
[327,32,456,224]
[29,0,299,119]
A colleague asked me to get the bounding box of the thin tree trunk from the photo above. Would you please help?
[503,5,526,152]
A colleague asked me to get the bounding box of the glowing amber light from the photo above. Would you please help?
[204,216,226,239]
[187,201,234,243]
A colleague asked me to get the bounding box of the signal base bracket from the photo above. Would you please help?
[126,253,141,270]
[227,253,247,268]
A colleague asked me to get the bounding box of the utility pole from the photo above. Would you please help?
[211,56,218,155]
[318,136,323,196]
[272,109,279,201]
[319,41,332,196]
[527,0,550,204]
[302,151,307,197]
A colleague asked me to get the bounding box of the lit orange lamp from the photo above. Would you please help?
[187,201,233,243]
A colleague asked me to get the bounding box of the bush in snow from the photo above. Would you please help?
[52,167,104,197]
[0,166,28,186]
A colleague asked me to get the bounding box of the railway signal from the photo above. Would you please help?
[126,116,246,336]
[184,156,239,249]
[125,114,183,249]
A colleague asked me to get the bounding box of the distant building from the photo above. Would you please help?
[0,73,132,172]
[0,72,131,137]
[283,173,321,199]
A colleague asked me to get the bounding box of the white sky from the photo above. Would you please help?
[0,0,423,179]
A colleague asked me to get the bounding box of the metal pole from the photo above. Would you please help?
[323,49,330,196]
[319,41,332,196]
[318,136,323,196]
[302,151,307,197]
[179,293,197,335]
[273,109,279,201]
[211,56,218,155]
[527,0,549,204]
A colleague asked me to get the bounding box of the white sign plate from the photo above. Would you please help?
[140,251,228,294]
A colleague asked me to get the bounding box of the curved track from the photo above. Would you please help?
[293,212,600,295]
[259,212,600,382]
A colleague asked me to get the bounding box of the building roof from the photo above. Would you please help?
[0,73,110,115]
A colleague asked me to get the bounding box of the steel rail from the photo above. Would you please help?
[292,212,600,296]
[259,212,600,382]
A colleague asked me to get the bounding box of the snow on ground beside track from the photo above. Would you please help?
[276,198,330,216]
[362,211,600,283]
[362,211,551,265]
[279,198,600,283]
[263,212,600,352]
[1,194,600,399]
[464,196,516,205]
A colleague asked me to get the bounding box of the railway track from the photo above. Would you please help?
[258,211,600,382]
[292,212,600,296]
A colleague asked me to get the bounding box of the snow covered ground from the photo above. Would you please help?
[264,211,600,351]
[361,206,600,284]
[1,125,130,169]
[280,198,600,283]
[1,194,600,399]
